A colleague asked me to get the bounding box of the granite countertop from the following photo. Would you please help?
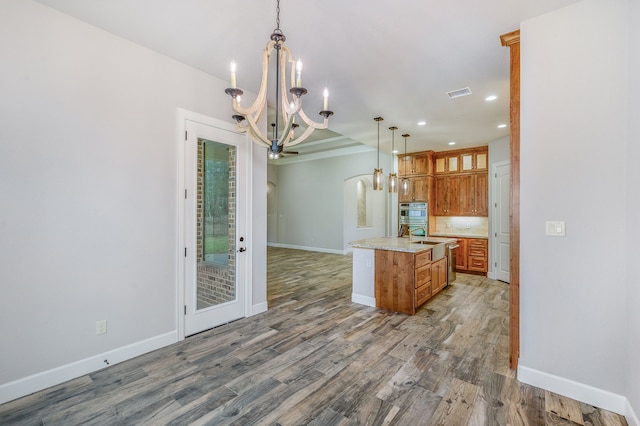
[349,236,456,253]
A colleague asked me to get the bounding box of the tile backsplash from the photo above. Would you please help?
[431,216,489,237]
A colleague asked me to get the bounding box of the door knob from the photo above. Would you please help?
[238,247,246,253]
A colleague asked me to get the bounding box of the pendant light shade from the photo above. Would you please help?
[388,126,398,193]
[373,168,384,190]
[373,117,384,191]
[401,133,411,195]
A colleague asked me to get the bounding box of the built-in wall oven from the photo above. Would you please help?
[399,202,427,236]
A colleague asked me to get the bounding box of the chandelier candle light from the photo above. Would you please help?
[401,133,411,195]
[388,126,398,193]
[224,0,333,159]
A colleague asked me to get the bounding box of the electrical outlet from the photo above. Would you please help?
[96,320,107,335]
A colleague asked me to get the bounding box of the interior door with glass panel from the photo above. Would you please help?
[184,120,247,336]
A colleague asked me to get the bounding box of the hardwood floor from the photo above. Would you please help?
[0,247,628,425]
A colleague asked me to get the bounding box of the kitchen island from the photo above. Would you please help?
[349,236,456,315]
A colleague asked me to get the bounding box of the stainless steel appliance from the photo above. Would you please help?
[447,241,459,285]
[399,202,427,236]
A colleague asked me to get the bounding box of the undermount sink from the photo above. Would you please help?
[411,241,446,260]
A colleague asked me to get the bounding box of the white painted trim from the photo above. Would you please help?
[626,400,640,426]
[0,331,177,405]
[176,108,252,338]
[518,365,629,417]
[267,242,346,255]
[251,301,268,316]
[351,294,376,307]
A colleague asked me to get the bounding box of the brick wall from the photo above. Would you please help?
[196,140,236,307]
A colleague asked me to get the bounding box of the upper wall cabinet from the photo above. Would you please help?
[434,147,488,174]
[461,150,488,172]
[399,152,432,176]
[434,153,459,174]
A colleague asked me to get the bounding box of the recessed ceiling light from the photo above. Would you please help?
[417,121,426,126]
[448,141,456,146]
[485,95,497,101]
[498,123,507,128]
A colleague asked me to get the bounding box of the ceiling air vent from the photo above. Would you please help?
[447,87,472,98]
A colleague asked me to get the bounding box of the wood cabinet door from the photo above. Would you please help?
[461,149,488,172]
[475,152,488,171]
[432,258,448,293]
[399,155,413,176]
[434,177,449,215]
[456,174,474,215]
[455,238,467,271]
[474,173,488,215]
[412,176,430,202]
[447,176,461,215]
[413,154,431,175]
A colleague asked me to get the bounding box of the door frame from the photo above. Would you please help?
[176,108,253,341]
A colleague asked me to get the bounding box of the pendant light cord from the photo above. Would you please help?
[377,120,380,168]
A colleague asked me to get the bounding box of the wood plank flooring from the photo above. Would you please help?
[0,247,628,425]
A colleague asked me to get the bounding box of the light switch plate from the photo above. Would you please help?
[545,221,566,237]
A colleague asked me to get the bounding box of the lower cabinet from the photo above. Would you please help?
[431,257,448,294]
[375,249,448,315]
[467,239,488,273]
[440,236,488,275]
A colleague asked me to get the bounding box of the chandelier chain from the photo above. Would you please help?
[275,0,281,31]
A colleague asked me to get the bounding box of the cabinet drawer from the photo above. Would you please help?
[468,239,488,249]
[468,247,487,257]
[415,282,432,307]
[468,257,487,272]
[415,265,432,288]
[415,251,432,268]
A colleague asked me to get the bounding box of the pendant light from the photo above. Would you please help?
[401,133,411,195]
[373,117,384,191]
[388,126,398,193]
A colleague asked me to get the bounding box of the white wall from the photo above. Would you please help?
[343,175,389,250]
[519,0,633,415]
[0,0,266,401]
[267,150,392,252]
[626,0,640,418]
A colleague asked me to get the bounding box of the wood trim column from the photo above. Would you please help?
[500,29,520,370]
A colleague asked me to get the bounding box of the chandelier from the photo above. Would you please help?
[225,0,333,159]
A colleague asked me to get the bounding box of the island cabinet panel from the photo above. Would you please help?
[375,250,415,315]
[375,249,441,315]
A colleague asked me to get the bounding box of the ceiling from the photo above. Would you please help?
[35,0,581,156]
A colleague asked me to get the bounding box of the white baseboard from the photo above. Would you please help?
[518,364,636,420]
[0,331,177,405]
[626,399,640,426]
[251,301,268,316]
[267,242,346,255]
[351,293,376,307]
